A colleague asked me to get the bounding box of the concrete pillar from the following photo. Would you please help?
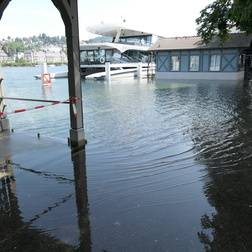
[105,62,111,81]
[137,62,142,78]
[41,62,47,74]
[0,68,10,131]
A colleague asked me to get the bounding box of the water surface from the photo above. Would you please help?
[1,67,252,251]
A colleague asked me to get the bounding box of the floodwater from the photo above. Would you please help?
[1,66,252,251]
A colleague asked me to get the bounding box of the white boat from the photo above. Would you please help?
[80,20,163,79]
[34,71,68,79]
[34,20,163,80]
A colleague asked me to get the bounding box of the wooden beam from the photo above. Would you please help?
[51,0,85,148]
[0,0,11,20]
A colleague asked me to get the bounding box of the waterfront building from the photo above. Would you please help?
[149,33,252,80]
[0,49,8,63]
[0,50,15,63]
[24,50,67,64]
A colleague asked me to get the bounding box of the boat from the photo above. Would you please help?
[34,20,163,80]
[34,71,68,79]
[80,20,164,79]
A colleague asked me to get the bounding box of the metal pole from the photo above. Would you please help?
[2,97,69,104]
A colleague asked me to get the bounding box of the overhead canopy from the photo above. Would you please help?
[86,21,161,38]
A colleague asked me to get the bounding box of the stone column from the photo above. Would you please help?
[0,67,10,131]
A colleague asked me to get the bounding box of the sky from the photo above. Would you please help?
[0,0,213,40]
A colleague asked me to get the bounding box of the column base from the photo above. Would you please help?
[69,128,86,148]
[0,118,10,131]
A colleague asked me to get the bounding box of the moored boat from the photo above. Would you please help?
[80,20,164,79]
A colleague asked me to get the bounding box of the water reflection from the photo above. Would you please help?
[0,146,91,251]
[188,80,252,251]
[42,85,52,100]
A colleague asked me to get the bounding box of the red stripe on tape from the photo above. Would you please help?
[15,109,26,113]
[1,97,82,116]
[35,105,45,109]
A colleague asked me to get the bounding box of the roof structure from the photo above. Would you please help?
[149,33,252,51]
[86,21,164,38]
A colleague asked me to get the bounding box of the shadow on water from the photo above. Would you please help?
[0,146,91,252]
[188,79,252,251]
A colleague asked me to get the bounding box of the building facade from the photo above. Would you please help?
[0,49,15,63]
[149,33,252,80]
[24,50,67,64]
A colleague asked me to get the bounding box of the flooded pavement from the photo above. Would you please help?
[0,132,90,251]
[1,67,252,251]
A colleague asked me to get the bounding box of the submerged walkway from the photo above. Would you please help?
[0,130,61,158]
[0,130,91,251]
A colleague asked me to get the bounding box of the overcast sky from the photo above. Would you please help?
[0,0,213,40]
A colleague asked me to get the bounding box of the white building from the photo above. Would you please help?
[24,50,67,63]
[0,50,15,63]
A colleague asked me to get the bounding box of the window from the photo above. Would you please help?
[106,49,113,62]
[87,51,95,62]
[210,55,221,71]
[171,56,179,71]
[80,51,87,62]
[95,49,105,59]
[190,55,199,71]
[238,53,245,70]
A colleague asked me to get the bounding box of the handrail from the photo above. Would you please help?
[1,97,70,104]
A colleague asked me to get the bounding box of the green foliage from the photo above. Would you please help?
[0,62,38,67]
[2,41,26,56]
[87,36,112,43]
[15,57,25,63]
[38,33,66,45]
[1,34,66,56]
[196,0,252,44]
[0,62,67,67]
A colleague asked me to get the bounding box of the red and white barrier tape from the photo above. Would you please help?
[0,97,82,117]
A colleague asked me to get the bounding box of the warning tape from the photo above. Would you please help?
[0,97,82,117]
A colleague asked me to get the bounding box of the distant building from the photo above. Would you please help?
[149,33,252,80]
[0,49,67,64]
[24,50,67,64]
[41,45,62,52]
[0,50,15,63]
[0,50,8,63]
[17,52,24,59]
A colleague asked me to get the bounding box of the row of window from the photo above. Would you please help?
[80,49,148,64]
[170,55,221,71]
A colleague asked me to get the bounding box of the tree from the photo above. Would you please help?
[15,56,25,63]
[196,0,252,44]
[2,41,26,56]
